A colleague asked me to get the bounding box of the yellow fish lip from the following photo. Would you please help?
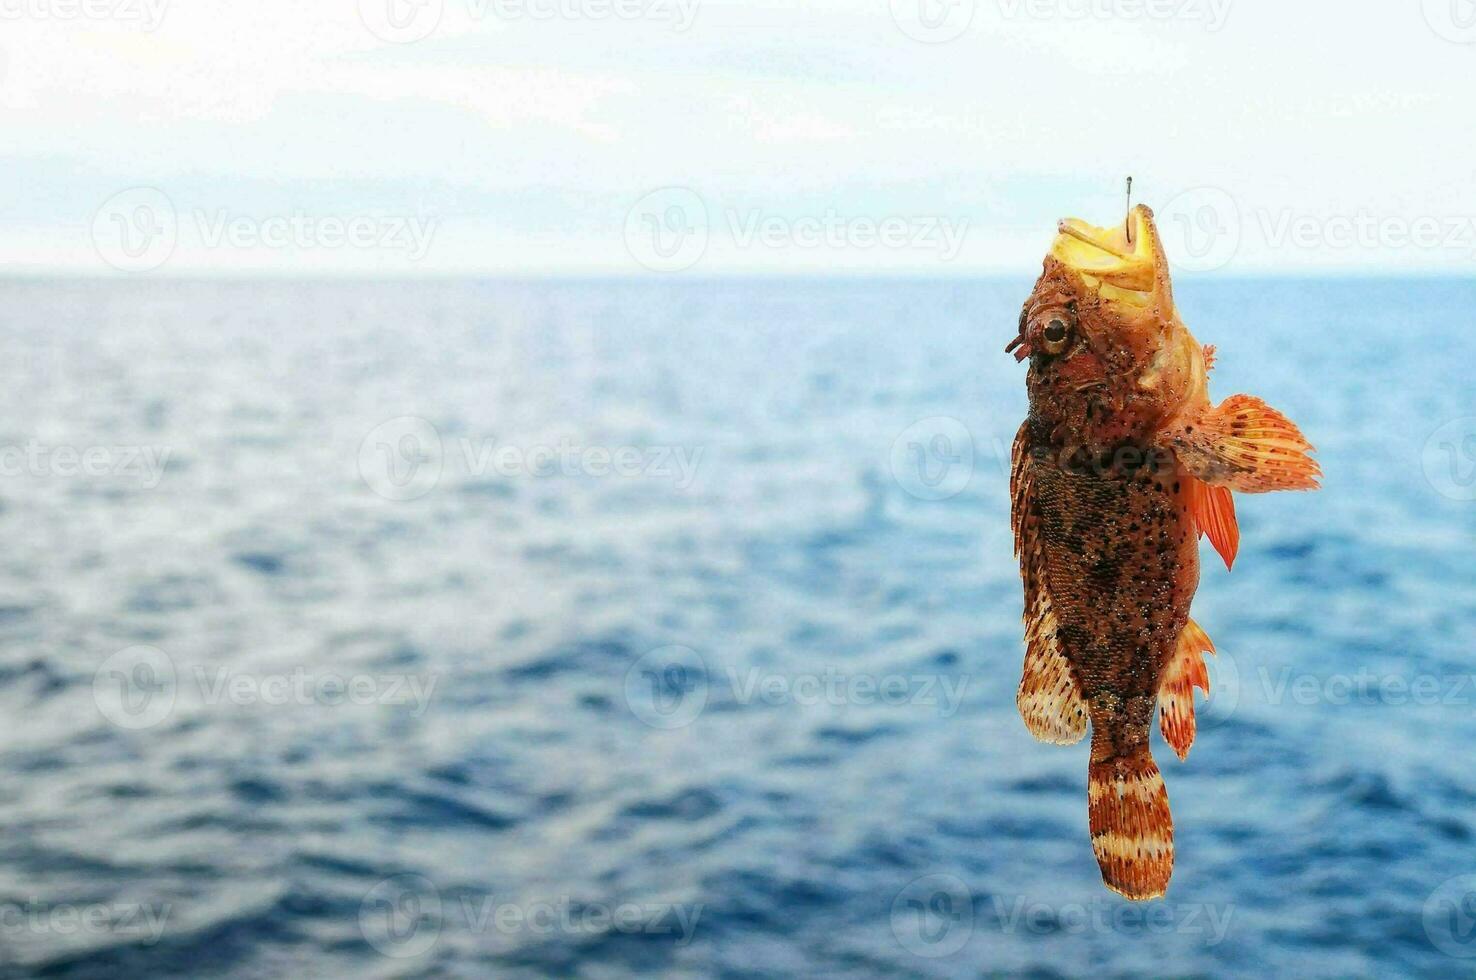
[1048,204,1173,314]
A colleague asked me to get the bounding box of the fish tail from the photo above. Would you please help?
[1087,742,1174,900]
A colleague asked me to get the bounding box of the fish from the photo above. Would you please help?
[1006,204,1319,900]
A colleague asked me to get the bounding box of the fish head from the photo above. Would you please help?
[1009,204,1205,443]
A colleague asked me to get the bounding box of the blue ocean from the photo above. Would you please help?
[0,276,1473,978]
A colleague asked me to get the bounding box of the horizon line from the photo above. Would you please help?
[0,268,1471,283]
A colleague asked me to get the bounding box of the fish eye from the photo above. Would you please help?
[1041,316,1070,354]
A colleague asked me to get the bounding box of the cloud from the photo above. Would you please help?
[1,0,1473,273]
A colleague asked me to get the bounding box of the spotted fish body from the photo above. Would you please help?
[1007,206,1319,899]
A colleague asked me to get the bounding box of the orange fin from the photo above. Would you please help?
[1186,477,1238,570]
[1088,745,1173,900]
[1163,394,1320,493]
[1158,619,1215,761]
[1011,424,1088,744]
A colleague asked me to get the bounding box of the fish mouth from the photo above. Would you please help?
[1050,205,1170,313]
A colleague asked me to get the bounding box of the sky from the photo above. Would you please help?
[0,0,1473,276]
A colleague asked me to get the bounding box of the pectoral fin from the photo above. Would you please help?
[1158,619,1215,761]
[1162,395,1320,493]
